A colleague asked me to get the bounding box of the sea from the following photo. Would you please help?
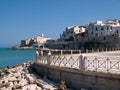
[0,48,36,68]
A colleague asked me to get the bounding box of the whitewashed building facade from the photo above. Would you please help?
[53,19,120,49]
[86,20,120,39]
[21,34,51,48]
[60,26,86,41]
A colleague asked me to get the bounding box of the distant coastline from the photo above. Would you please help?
[9,46,39,50]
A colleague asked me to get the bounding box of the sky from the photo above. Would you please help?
[0,0,120,47]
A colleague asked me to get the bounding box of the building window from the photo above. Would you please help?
[103,37,106,40]
[86,30,88,34]
[101,27,104,31]
[91,31,93,35]
[96,27,97,31]
[116,30,119,34]
[95,33,98,36]
[107,27,109,30]
[111,26,112,30]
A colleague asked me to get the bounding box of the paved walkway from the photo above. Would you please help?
[37,51,120,75]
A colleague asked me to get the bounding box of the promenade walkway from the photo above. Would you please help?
[36,50,120,74]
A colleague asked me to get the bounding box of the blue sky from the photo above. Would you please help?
[0,0,120,47]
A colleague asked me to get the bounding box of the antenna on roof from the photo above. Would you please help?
[41,33,44,37]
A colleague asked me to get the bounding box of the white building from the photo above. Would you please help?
[34,34,51,44]
[86,20,120,39]
[21,34,52,48]
[60,26,86,41]
[21,39,31,46]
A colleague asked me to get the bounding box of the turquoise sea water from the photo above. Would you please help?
[0,48,36,68]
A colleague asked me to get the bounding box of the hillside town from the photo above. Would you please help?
[6,19,120,90]
[12,19,120,50]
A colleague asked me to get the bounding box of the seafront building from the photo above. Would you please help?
[46,26,86,49]
[86,20,120,38]
[47,19,120,50]
[83,19,120,49]
[20,34,51,48]
[60,26,86,42]
[19,19,120,50]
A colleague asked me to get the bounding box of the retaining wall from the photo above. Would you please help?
[33,62,120,90]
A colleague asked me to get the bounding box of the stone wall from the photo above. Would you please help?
[33,62,120,90]
[47,34,120,50]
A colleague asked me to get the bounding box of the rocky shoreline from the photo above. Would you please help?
[0,61,60,90]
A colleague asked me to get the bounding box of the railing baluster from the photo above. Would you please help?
[95,57,98,71]
[107,57,109,72]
